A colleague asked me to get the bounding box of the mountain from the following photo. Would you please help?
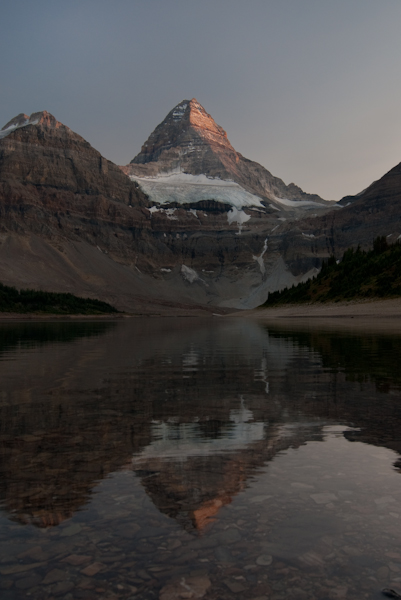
[276,160,401,276]
[0,105,339,312]
[3,101,398,313]
[0,111,185,313]
[0,110,150,246]
[0,111,146,204]
[119,99,341,308]
[123,98,329,208]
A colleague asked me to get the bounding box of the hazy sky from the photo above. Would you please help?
[1,0,401,200]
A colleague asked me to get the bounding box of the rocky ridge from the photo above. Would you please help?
[277,160,401,272]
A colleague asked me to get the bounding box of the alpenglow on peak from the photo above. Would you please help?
[123,99,326,207]
[130,98,235,167]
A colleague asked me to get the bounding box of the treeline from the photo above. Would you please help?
[0,283,119,314]
[262,236,401,306]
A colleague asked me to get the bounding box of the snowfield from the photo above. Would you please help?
[130,171,264,209]
[130,171,327,213]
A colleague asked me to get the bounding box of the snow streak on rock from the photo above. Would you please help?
[253,238,268,275]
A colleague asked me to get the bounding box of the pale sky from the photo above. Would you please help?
[1,0,401,200]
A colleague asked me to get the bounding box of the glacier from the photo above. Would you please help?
[130,170,264,209]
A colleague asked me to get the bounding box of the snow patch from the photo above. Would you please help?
[272,196,326,208]
[302,233,315,238]
[0,117,39,139]
[227,207,251,235]
[172,103,188,121]
[181,264,207,285]
[148,206,178,220]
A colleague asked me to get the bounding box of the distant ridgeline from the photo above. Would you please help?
[262,237,401,306]
[0,283,118,314]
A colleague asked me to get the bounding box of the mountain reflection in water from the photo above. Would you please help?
[0,317,401,600]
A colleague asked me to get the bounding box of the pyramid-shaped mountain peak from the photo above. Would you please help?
[130,98,235,167]
[125,99,325,205]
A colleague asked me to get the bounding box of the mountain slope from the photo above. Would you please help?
[275,160,401,277]
[0,110,149,233]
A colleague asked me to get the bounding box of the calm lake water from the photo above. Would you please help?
[1,317,401,600]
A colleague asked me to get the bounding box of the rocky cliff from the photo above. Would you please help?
[0,110,149,243]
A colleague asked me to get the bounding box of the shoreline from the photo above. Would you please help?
[233,298,401,332]
[1,298,401,324]
[235,297,401,319]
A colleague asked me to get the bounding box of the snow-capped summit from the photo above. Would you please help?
[0,112,40,139]
[0,111,69,140]
[123,98,328,208]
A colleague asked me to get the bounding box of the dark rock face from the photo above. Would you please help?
[0,110,149,225]
[125,98,326,204]
[0,112,169,312]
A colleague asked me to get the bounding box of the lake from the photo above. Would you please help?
[1,317,401,600]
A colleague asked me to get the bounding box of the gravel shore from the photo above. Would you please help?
[233,298,401,331]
